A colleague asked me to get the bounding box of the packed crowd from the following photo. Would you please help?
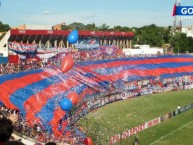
[0,59,52,75]
[0,52,162,76]
[0,105,86,145]
[0,112,58,145]
[1,52,191,145]
[71,75,193,124]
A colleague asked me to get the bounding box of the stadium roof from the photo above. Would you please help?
[10,29,134,37]
[8,29,134,44]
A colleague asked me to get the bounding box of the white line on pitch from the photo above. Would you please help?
[150,120,193,145]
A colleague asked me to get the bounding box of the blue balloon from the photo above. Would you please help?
[59,98,73,111]
[67,29,78,44]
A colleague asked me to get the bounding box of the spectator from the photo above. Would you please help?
[0,113,19,145]
[133,134,140,145]
[0,117,14,144]
[3,141,25,145]
[177,105,181,114]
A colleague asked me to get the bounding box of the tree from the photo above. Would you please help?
[0,21,10,32]
[98,23,110,31]
[114,25,133,32]
[0,21,10,40]
[68,22,85,30]
[133,24,171,47]
[186,36,193,53]
[84,23,98,31]
[61,25,70,30]
[114,25,122,31]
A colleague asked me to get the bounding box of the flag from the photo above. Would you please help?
[172,4,177,16]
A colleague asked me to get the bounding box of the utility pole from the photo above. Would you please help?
[173,0,182,33]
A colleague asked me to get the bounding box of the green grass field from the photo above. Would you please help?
[77,89,193,145]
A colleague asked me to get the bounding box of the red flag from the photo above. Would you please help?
[172,4,177,16]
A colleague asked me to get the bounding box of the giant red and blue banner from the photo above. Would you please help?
[1,55,193,136]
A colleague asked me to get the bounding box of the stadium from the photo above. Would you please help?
[0,27,133,64]
[0,24,193,145]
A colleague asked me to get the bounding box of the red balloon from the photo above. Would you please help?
[67,92,79,105]
[84,137,93,145]
[61,55,74,73]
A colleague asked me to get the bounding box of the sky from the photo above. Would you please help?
[0,0,193,28]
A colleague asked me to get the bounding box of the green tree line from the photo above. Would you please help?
[0,21,10,40]
[1,21,193,53]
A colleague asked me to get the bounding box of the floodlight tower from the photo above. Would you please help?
[173,0,182,33]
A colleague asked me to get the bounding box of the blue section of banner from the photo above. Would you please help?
[176,6,193,15]
[0,69,43,84]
